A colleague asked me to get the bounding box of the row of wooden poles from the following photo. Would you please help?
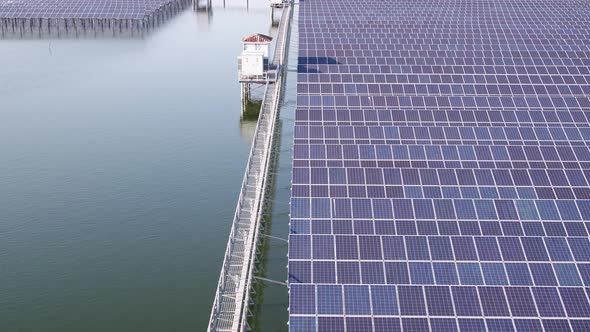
[0,0,193,37]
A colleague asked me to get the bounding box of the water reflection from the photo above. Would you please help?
[194,0,213,31]
[239,119,257,143]
[0,1,276,331]
[271,8,282,27]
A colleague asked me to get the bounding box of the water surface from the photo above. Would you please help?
[0,2,274,330]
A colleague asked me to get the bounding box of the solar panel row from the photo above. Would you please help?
[289,0,590,331]
[0,0,181,19]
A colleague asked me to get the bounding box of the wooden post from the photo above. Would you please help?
[241,83,251,115]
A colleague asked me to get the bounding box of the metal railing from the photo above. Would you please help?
[208,4,292,332]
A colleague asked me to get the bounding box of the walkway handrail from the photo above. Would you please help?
[276,5,291,68]
[208,4,291,331]
[239,6,292,332]
[208,82,270,331]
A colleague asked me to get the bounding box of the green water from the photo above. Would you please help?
[0,1,287,330]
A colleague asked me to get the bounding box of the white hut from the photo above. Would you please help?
[238,33,273,80]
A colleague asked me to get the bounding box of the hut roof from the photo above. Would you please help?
[242,33,273,43]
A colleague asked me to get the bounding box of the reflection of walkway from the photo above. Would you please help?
[0,0,192,38]
[239,120,257,144]
[194,0,213,31]
[208,4,291,332]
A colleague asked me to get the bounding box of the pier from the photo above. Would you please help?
[207,4,291,332]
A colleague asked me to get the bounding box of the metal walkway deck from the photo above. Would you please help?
[208,5,291,332]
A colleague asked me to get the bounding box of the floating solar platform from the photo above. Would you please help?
[289,0,590,331]
[0,0,192,37]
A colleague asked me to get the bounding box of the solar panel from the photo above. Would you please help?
[0,0,183,20]
[289,0,590,330]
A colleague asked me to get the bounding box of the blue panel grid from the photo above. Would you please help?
[289,0,590,330]
[0,0,180,19]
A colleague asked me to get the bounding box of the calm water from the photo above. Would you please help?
[0,2,281,331]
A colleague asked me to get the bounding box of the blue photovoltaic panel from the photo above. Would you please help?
[289,0,590,330]
[0,0,179,19]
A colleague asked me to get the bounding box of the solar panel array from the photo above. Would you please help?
[0,0,178,19]
[288,0,590,330]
